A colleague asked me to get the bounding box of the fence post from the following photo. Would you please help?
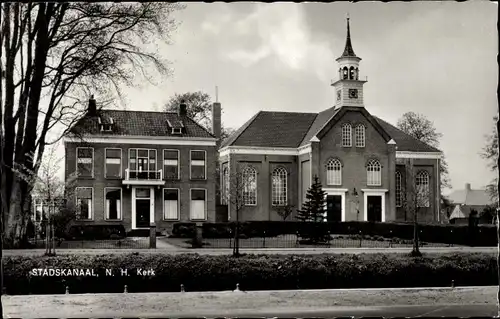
[229,229,232,248]
[359,230,362,248]
[263,230,266,248]
[149,222,156,249]
[193,222,203,248]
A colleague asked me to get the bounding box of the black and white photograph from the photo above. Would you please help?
[0,1,498,318]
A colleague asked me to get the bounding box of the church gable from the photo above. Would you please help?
[316,107,391,147]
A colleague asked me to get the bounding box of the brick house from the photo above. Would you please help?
[219,18,443,223]
[63,99,221,234]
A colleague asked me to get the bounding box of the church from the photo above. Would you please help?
[218,18,442,223]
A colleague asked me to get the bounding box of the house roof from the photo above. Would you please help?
[449,204,470,219]
[222,106,441,153]
[69,109,214,139]
[447,187,495,206]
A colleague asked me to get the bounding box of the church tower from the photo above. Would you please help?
[331,16,367,109]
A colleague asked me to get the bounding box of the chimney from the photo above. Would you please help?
[212,102,221,145]
[178,100,187,117]
[88,95,97,116]
[465,183,471,191]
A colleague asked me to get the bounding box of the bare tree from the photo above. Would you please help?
[30,145,78,255]
[222,162,256,257]
[276,204,294,221]
[0,3,184,249]
[400,162,430,257]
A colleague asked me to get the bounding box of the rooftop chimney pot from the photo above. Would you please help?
[88,96,97,116]
[465,183,471,191]
[178,100,187,117]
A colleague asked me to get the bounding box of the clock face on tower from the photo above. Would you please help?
[337,90,341,101]
[349,89,358,99]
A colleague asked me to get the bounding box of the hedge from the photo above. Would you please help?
[66,224,126,240]
[171,221,497,246]
[2,252,496,295]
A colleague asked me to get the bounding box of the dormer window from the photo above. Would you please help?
[167,119,184,135]
[171,127,182,135]
[98,115,113,132]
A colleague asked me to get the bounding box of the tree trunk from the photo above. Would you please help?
[233,208,240,257]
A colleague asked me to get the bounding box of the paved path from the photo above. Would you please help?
[2,246,497,256]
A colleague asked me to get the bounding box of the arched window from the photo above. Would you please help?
[326,159,342,185]
[349,66,355,80]
[416,170,430,207]
[272,167,287,206]
[355,67,359,80]
[367,159,381,186]
[342,67,348,80]
[341,123,352,147]
[395,171,402,207]
[242,166,257,206]
[222,166,229,205]
[355,124,365,147]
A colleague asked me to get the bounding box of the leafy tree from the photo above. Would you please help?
[0,2,183,248]
[481,115,498,204]
[296,175,328,243]
[164,91,235,142]
[397,112,451,190]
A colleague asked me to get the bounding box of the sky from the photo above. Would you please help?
[58,2,498,195]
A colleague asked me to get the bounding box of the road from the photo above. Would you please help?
[3,304,497,318]
[2,246,497,256]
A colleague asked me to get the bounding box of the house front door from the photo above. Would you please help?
[133,187,153,229]
[367,195,382,222]
[326,195,342,222]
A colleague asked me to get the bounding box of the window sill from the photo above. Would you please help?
[104,219,122,222]
[105,177,122,180]
[163,218,180,222]
[77,176,95,180]
[75,219,94,221]
[190,178,207,181]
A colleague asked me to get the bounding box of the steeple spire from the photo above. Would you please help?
[341,14,357,58]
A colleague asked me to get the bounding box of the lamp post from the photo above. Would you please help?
[352,188,359,221]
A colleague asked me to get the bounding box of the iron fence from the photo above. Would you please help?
[164,233,456,249]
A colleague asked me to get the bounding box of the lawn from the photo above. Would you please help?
[162,234,455,249]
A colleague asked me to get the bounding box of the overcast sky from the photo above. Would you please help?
[63,2,498,194]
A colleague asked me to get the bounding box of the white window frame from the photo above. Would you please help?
[355,124,365,148]
[416,170,430,208]
[190,188,207,221]
[326,158,342,186]
[104,187,122,220]
[190,150,207,180]
[395,171,403,207]
[104,148,122,178]
[75,187,94,220]
[221,164,229,205]
[367,159,382,186]
[272,167,288,206]
[341,123,352,147]
[128,148,157,172]
[243,166,257,206]
[76,147,94,178]
[163,149,180,180]
[163,188,180,220]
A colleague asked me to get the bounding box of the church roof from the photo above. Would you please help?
[221,106,441,153]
